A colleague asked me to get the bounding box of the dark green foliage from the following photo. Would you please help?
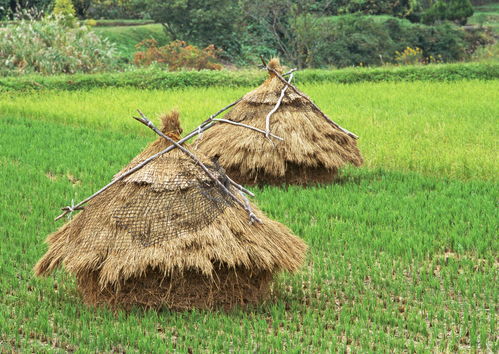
[72,0,91,18]
[422,0,474,25]
[0,62,496,92]
[146,0,241,57]
[289,15,468,67]
[1,0,52,19]
[85,0,145,20]
[0,0,11,19]
[447,0,474,24]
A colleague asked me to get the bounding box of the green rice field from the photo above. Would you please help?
[0,79,498,351]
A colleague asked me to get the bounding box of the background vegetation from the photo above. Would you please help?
[0,0,497,73]
[0,14,117,75]
[1,62,497,91]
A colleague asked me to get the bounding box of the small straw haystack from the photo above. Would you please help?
[34,112,307,310]
[195,58,363,186]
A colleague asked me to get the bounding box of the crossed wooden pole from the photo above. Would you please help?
[55,59,358,223]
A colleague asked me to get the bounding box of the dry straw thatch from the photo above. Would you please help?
[195,58,363,186]
[35,111,307,310]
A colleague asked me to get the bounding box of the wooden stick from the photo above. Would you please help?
[226,175,254,197]
[283,68,298,76]
[54,100,241,221]
[265,72,293,138]
[239,191,259,225]
[54,76,287,221]
[135,111,262,224]
[260,56,358,140]
[212,118,284,141]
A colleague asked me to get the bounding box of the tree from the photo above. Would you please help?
[0,0,11,19]
[421,0,473,24]
[72,0,91,17]
[147,0,241,57]
[1,0,52,19]
[446,0,473,25]
[239,0,324,67]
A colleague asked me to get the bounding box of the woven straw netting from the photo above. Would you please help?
[195,58,363,186]
[35,112,307,309]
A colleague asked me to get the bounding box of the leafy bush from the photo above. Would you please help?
[0,0,10,19]
[85,0,145,20]
[395,47,444,65]
[422,0,474,25]
[146,0,241,57]
[0,15,118,75]
[133,39,222,71]
[52,0,76,17]
[395,47,425,65]
[52,0,76,26]
[0,0,52,20]
[290,15,467,68]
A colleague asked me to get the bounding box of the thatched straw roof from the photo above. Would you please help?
[195,58,363,186]
[34,112,307,293]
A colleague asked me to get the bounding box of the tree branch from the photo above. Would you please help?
[212,118,284,141]
[261,58,359,140]
[265,72,294,138]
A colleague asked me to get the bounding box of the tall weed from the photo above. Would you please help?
[0,14,118,75]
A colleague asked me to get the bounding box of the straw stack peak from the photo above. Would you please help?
[160,110,183,140]
[267,57,283,76]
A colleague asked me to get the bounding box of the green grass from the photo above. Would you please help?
[2,62,497,91]
[469,3,499,33]
[0,80,497,351]
[94,24,169,61]
[93,19,155,26]
[1,80,497,181]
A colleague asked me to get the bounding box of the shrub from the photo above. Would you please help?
[0,0,10,20]
[0,14,118,75]
[395,47,443,65]
[1,62,497,92]
[52,0,76,26]
[421,0,474,25]
[395,47,425,65]
[84,18,97,26]
[52,0,76,18]
[290,15,467,68]
[133,39,222,71]
[146,0,241,57]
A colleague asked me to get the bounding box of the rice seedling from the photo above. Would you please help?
[0,80,497,181]
[0,79,497,351]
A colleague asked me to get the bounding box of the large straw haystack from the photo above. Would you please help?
[195,58,363,186]
[34,112,307,310]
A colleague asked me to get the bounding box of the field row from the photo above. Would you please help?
[1,80,497,181]
[0,115,497,352]
[1,62,497,92]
